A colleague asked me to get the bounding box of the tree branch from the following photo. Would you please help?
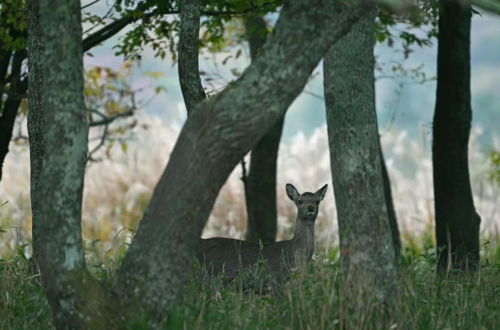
[0,50,12,96]
[82,1,282,51]
[81,0,102,10]
[472,0,500,14]
[88,108,135,127]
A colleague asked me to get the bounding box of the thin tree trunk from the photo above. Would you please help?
[433,0,480,273]
[27,0,116,328]
[116,1,369,322]
[324,9,398,307]
[178,0,205,114]
[244,16,283,244]
[0,52,25,181]
[0,7,24,182]
[380,148,401,260]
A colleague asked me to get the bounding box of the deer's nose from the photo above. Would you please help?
[307,206,314,212]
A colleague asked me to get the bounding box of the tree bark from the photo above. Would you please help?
[380,147,401,260]
[27,0,116,328]
[116,0,369,322]
[324,9,398,306]
[178,0,206,114]
[433,0,480,273]
[26,0,45,278]
[244,16,283,244]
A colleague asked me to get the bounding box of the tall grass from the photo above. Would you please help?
[0,245,498,329]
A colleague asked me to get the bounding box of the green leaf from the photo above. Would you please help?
[155,85,167,94]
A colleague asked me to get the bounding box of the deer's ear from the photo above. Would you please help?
[286,183,300,201]
[316,184,328,200]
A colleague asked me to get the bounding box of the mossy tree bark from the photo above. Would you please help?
[244,16,283,244]
[26,0,44,277]
[433,0,480,273]
[324,9,398,306]
[27,0,117,328]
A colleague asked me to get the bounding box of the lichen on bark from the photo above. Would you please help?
[27,0,116,327]
[324,8,399,309]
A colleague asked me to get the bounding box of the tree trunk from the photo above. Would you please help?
[27,0,116,328]
[380,148,401,260]
[0,15,27,182]
[433,0,480,273]
[178,0,205,114]
[0,59,25,182]
[244,16,283,244]
[324,9,398,307]
[116,1,369,322]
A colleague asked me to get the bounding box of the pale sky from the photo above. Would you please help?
[83,3,500,145]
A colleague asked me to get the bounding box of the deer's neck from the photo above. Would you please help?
[292,219,315,261]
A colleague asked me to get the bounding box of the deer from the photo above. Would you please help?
[196,183,328,284]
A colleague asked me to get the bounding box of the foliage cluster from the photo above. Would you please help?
[489,150,500,185]
[0,0,27,51]
[111,0,281,60]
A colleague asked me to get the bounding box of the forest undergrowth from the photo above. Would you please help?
[0,236,499,329]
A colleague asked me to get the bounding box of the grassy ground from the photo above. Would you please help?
[1,242,499,330]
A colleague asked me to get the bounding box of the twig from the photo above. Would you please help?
[81,0,102,10]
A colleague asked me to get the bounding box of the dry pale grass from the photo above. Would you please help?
[0,115,498,259]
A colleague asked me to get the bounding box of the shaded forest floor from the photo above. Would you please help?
[1,239,499,329]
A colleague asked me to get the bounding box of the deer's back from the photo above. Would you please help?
[262,240,301,279]
[197,237,262,277]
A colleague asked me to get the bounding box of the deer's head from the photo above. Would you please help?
[286,183,328,221]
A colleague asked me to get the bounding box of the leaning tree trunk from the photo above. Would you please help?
[27,0,116,328]
[324,9,398,308]
[116,1,370,323]
[244,16,283,244]
[433,0,480,273]
[178,6,282,244]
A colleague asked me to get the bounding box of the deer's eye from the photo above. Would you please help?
[297,200,303,205]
